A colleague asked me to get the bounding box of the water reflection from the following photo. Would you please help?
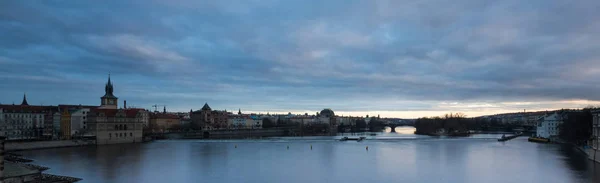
[384,126,417,134]
[17,131,600,183]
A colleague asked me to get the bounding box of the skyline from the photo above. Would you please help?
[1,1,600,118]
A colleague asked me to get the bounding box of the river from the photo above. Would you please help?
[18,127,600,183]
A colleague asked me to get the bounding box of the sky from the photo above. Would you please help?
[1,0,600,118]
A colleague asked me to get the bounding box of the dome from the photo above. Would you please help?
[320,108,334,118]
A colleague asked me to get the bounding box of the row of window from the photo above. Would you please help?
[114,124,129,131]
[108,132,133,139]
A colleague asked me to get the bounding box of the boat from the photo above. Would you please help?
[339,137,366,141]
[528,137,550,143]
[497,132,522,142]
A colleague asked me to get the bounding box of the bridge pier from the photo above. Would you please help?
[390,125,397,132]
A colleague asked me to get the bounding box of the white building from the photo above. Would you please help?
[227,115,262,129]
[70,108,90,136]
[536,113,564,138]
[0,98,50,140]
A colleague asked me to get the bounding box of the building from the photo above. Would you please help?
[227,113,262,129]
[70,108,90,137]
[0,95,54,140]
[191,103,229,130]
[86,76,146,144]
[60,108,72,140]
[52,111,61,140]
[87,108,147,144]
[150,112,181,132]
[590,110,600,163]
[536,112,565,139]
[55,104,98,140]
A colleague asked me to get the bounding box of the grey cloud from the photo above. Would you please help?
[1,0,599,116]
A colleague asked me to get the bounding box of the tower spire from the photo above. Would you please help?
[21,93,29,106]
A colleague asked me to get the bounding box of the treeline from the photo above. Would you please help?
[559,108,597,145]
[264,118,333,135]
[414,113,485,135]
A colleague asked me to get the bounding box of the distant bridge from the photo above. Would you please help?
[383,121,415,132]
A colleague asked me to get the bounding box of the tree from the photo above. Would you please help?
[559,109,593,145]
[262,118,275,128]
[355,119,367,129]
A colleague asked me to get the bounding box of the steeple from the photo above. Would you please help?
[103,74,115,98]
[163,106,166,113]
[100,74,118,109]
[21,93,29,106]
[238,108,242,115]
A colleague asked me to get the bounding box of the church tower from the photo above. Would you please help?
[100,74,118,109]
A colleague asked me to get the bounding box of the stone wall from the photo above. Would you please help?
[589,148,600,164]
[5,140,94,151]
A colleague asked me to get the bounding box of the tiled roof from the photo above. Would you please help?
[0,105,57,113]
[90,108,146,118]
[58,104,99,109]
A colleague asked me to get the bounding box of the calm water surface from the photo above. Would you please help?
[19,127,600,183]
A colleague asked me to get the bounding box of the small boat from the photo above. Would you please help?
[497,132,522,142]
[340,137,366,141]
[528,137,550,143]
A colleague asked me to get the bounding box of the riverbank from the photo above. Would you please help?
[586,148,600,164]
[6,140,95,152]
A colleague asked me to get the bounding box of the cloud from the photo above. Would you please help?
[1,0,599,117]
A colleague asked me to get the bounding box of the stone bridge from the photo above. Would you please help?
[383,122,415,132]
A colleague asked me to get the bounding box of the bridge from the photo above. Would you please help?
[382,121,415,132]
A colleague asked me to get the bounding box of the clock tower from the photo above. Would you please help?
[100,74,118,109]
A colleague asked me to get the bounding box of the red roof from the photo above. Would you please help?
[58,104,99,109]
[90,108,146,118]
[0,105,56,113]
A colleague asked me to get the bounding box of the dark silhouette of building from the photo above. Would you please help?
[191,103,229,130]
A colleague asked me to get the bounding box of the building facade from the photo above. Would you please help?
[191,103,229,130]
[70,108,90,137]
[536,112,564,139]
[60,108,72,140]
[227,114,262,129]
[150,112,181,132]
[87,108,146,144]
[0,95,53,140]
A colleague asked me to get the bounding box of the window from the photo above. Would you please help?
[130,132,132,137]
[109,133,112,139]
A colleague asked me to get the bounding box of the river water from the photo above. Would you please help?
[18,127,600,183]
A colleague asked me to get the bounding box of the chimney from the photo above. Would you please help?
[124,100,127,109]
